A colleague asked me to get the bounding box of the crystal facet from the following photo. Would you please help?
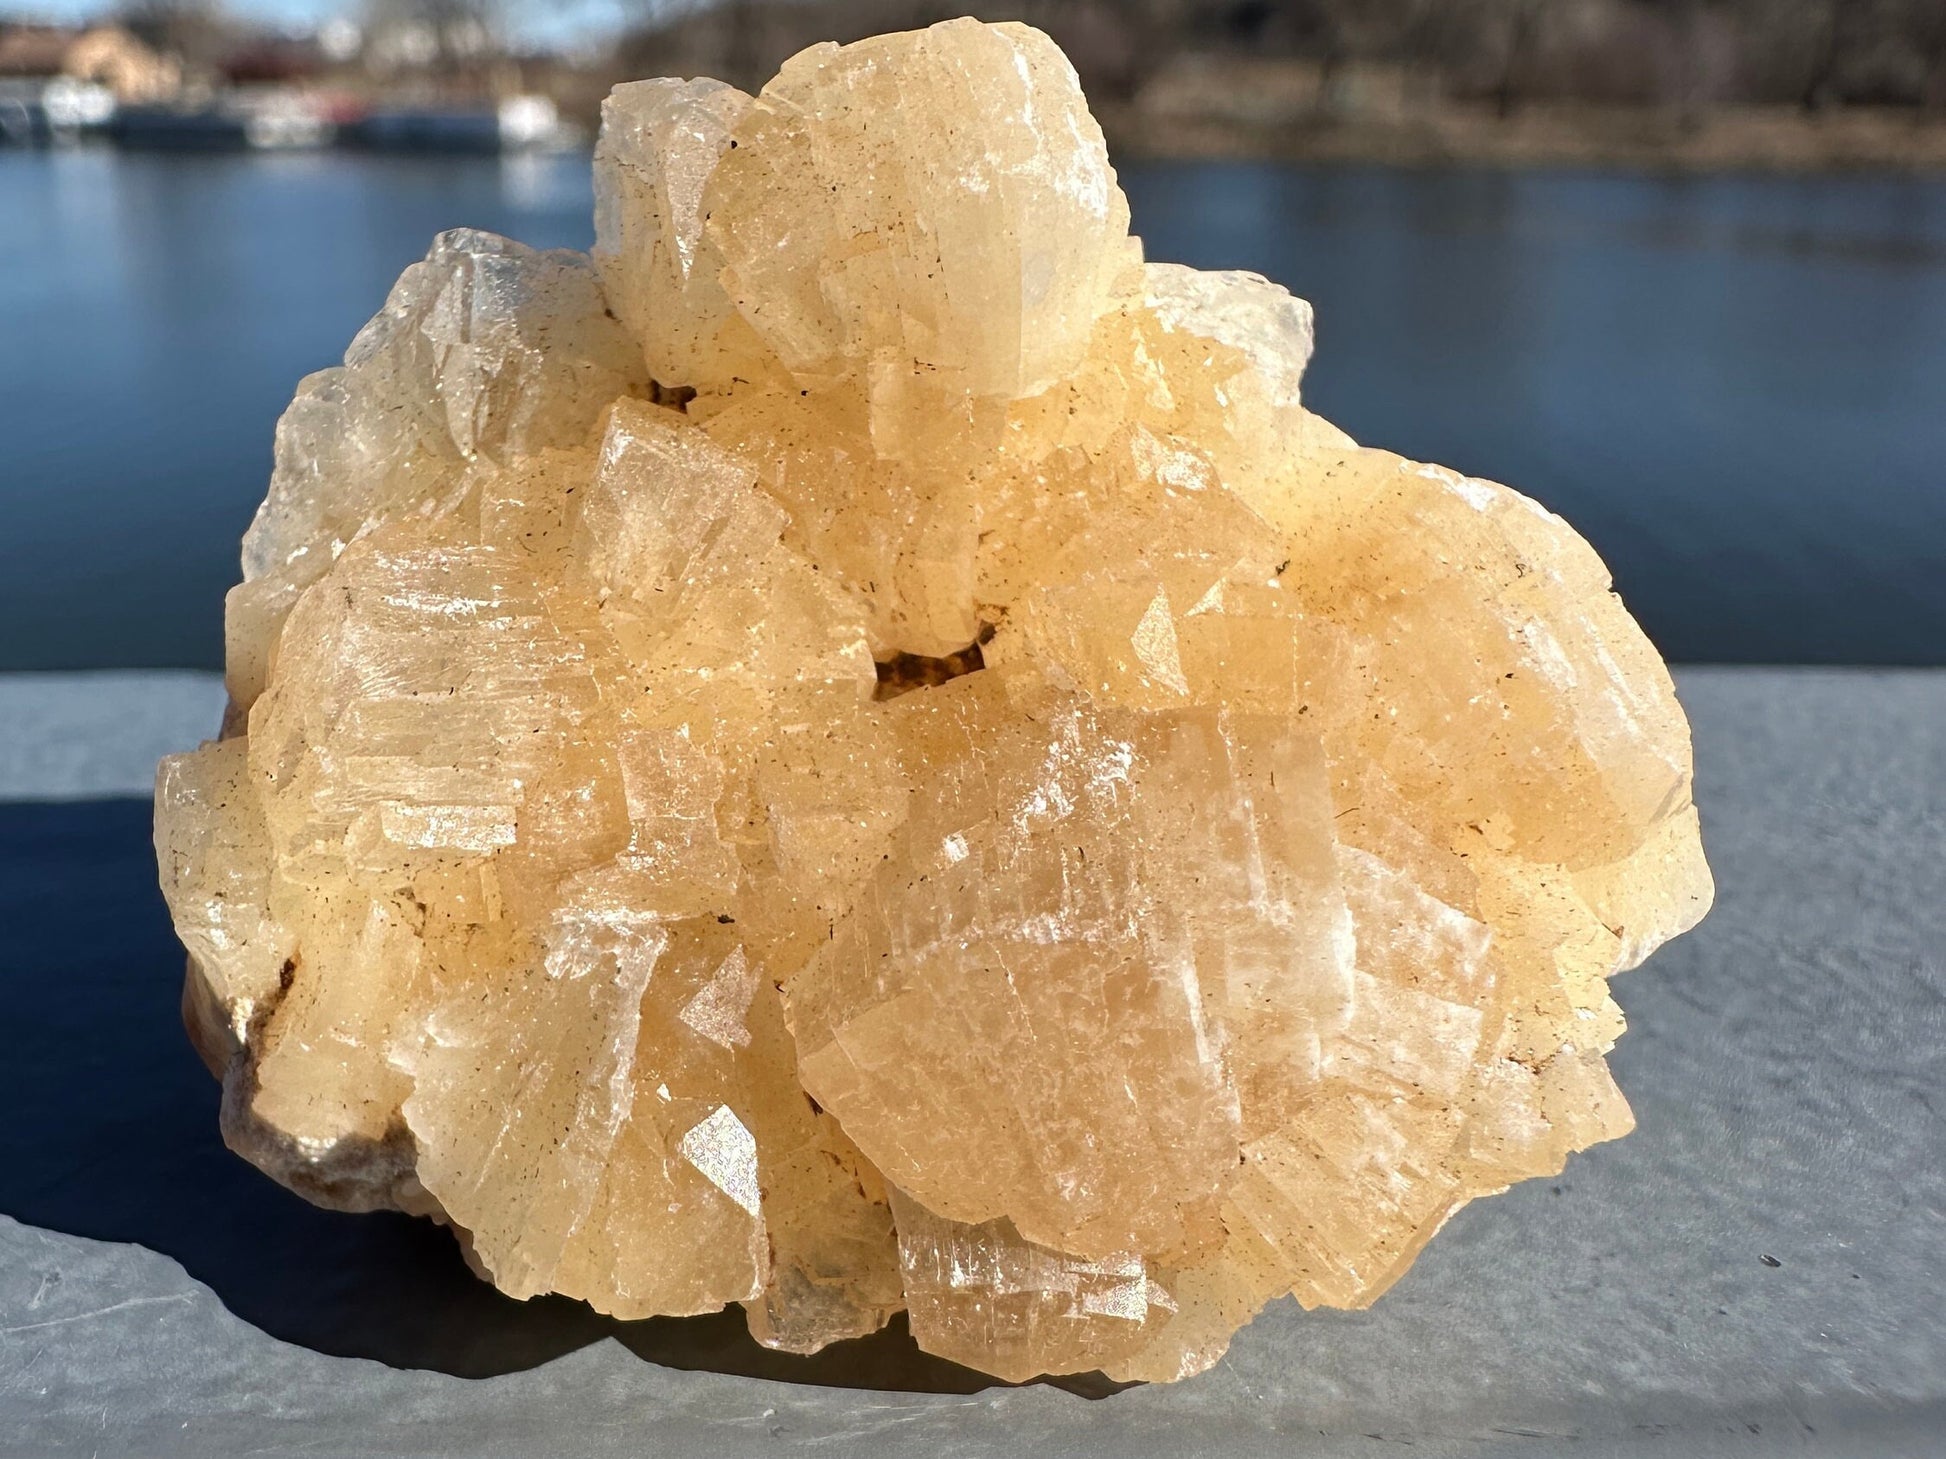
[156,19,1711,1383]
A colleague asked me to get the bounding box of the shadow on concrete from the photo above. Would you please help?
[0,799,1131,1398]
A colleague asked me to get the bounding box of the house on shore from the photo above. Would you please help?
[0,23,180,142]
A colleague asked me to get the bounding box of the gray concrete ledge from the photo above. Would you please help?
[0,671,224,802]
[1,667,1941,1457]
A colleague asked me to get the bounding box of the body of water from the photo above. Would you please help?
[3,148,1943,668]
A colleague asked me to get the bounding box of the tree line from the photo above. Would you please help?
[614,0,1946,115]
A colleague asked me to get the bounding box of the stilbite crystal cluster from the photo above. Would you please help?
[154,20,1712,1383]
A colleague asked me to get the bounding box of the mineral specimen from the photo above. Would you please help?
[154,19,1713,1384]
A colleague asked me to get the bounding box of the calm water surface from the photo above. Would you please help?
[2,148,1943,669]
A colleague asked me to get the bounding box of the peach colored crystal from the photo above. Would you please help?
[154,19,1711,1384]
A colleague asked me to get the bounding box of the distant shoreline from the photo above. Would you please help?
[1100,101,1946,175]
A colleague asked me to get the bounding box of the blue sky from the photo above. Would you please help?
[5,0,646,49]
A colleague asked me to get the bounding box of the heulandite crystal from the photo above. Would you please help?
[154,19,1712,1383]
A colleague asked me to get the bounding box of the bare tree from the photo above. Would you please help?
[1796,0,1857,110]
[1901,0,1946,114]
[1662,0,1715,129]
[363,0,506,75]
[117,0,229,72]
[1491,0,1548,117]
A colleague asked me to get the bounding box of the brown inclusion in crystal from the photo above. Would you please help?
[873,627,993,701]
